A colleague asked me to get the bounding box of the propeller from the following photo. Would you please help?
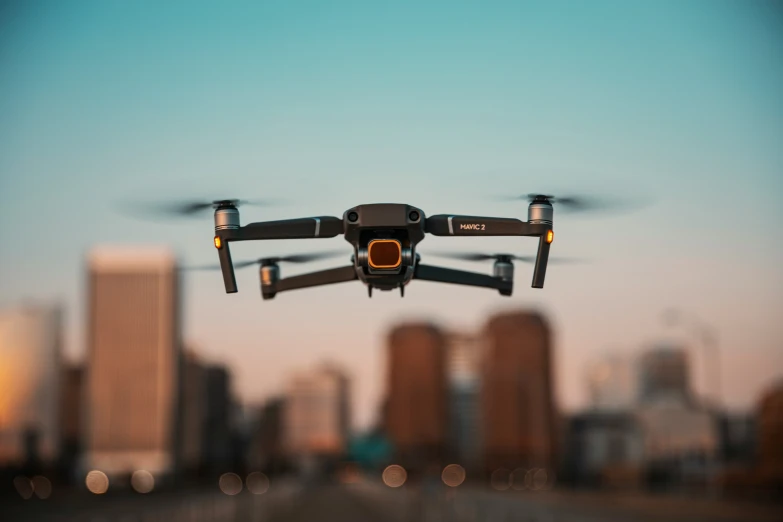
[496,192,647,214]
[182,250,347,271]
[119,198,283,219]
[428,252,587,264]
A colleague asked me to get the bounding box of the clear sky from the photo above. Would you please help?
[1,0,781,429]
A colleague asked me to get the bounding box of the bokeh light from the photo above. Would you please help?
[85,470,110,494]
[13,476,33,499]
[219,472,243,495]
[490,468,511,491]
[246,472,270,495]
[441,464,466,487]
[511,468,528,490]
[532,468,549,490]
[131,470,155,494]
[382,464,407,488]
[32,475,52,499]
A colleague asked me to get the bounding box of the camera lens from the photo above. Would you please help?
[347,211,359,222]
[408,211,420,222]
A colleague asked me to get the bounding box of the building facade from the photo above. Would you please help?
[637,345,691,405]
[586,354,636,412]
[83,247,180,481]
[0,304,63,469]
[481,310,558,475]
[284,362,350,459]
[446,331,483,470]
[384,322,449,472]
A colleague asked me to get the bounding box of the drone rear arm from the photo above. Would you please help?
[414,264,513,295]
[215,216,344,293]
[425,215,553,288]
[263,265,358,299]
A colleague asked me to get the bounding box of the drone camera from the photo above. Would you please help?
[367,239,402,269]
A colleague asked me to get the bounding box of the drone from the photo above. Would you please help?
[137,194,630,299]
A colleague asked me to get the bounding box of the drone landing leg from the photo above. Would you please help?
[400,284,404,298]
[368,286,372,298]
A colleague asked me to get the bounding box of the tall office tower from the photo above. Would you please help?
[181,349,206,475]
[586,354,636,412]
[201,364,232,475]
[284,362,350,458]
[0,304,63,469]
[446,331,483,469]
[637,345,691,405]
[84,247,180,481]
[384,322,448,472]
[481,310,558,475]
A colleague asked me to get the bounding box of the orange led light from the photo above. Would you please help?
[214,236,222,249]
[546,230,554,244]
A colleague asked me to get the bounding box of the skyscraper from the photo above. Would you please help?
[0,304,63,469]
[384,322,448,472]
[83,246,180,481]
[481,310,558,475]
[284,362,350,458]
[445,331,482,470]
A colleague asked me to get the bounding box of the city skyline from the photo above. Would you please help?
[2,0,782,430]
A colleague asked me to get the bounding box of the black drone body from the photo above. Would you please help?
[209,199,555,300]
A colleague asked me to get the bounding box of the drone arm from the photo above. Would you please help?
[230,216,344,241]
[532,234,551,288]
[216,240,238,293]
[425,214,552,289]
[414,264,512,294]
[425,215,546,236]
[265,266,358,298]
[213,216,344,294]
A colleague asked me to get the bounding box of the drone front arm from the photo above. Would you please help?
[214,216,344,293]
[425,214,548,236]
[425,214,553,289]
[263,266,358,299]
[225,216,344,241]
[414,264,513,294]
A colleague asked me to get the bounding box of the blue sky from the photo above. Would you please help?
[1,0,781,428]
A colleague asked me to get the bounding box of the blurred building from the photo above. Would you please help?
[384,322,449,472]
[634,345,718,489]
[445,331,482,470]
[562,411,644,489]
[638,345,691,405]
[247,397,286,474]
[586,354,636,412]
[717,413,756,466]
[756,380,783,484]
[180,349,206,475]
[201,364,233,475]
[481,310,558,475]
[284,362,350,460]
[0,304,63,469]
[83,247,181,481]
[59,364,84,477]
